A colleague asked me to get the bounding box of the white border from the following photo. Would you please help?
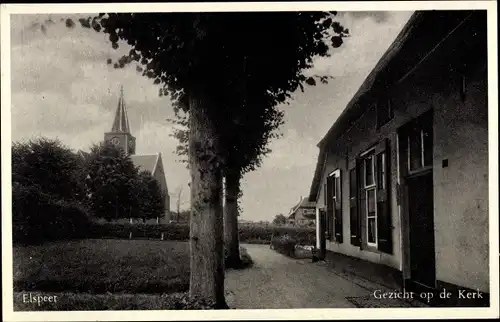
[0,1,497,13]
[1,1,498,320]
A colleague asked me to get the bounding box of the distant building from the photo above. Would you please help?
[80,86,171,222]
[287,196,316,227]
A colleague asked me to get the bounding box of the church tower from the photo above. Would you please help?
[104,86,136,155]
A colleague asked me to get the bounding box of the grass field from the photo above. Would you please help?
[13,238,254,310]
[13,239,190,295]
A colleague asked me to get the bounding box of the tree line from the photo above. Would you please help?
[12,138,166,244]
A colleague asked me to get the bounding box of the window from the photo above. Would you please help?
[352,140,392,252]
[423,127,432,166]
[332,175,337,199]
[361,148,378,247]
[376,98,394,128]
[367,189,377,244]
[364,154,375,187]
[335,175,341,203]
[327,169,343,243]
[376,153,386,190]
[329,171,338,209]
[407,125,433,172]
[330,170,341,205]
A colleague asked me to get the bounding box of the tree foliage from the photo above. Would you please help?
[82,142,166,222]
[65,12,348,117]
[83,141,141,221]
[11,138,91,245]
[272,214,288,226]
[12,138,86,203]
[137,170,166,221]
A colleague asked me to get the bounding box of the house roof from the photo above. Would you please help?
[308,10,479,202]
[130,153,161,174]
[288,197,316,218]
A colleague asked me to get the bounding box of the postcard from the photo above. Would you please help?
[1,1,498,320]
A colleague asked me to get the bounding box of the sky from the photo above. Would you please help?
[9,11,413,221]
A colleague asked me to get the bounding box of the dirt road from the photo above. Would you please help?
[225,244,427,309]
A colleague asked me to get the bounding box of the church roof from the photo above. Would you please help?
[111,85,131,133]
[130,153,161,174]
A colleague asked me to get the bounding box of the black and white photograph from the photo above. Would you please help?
[1,1,498,320]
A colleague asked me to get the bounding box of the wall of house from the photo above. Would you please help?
[432,63,489,293]
[293,208,316,227]
[389,31,489,291]
[315,19,489,288]
[316,105,403,270]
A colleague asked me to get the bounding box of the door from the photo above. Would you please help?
[398,109,436,288]
[407,172,435,287]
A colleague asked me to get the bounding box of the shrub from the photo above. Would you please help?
[270,234,298,257]
[12,182,91,245]
[43,199,92,240]
[239,225,316,245]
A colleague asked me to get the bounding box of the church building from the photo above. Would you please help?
[102,86,171,222]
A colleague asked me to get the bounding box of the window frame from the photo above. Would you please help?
[328,169,341,205]
[366,187,378,246]
[329,169,343,243]
[377,152,386,190]
[407,127,433,175]
[360,147,378,247]
[361,147,376,189]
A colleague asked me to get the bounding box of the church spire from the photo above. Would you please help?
[111,85,131,133]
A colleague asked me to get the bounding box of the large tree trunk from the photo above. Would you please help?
[224,170,242,268]
[188,95,227,309]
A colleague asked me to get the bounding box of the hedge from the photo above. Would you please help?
[87,222,190,240]
[270,235,297,257]
[12,182,92,245]
[238,225,316,245]
[87,222,316,245]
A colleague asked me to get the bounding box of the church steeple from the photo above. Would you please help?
[111,85,131,133]
[104,85,136,155]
